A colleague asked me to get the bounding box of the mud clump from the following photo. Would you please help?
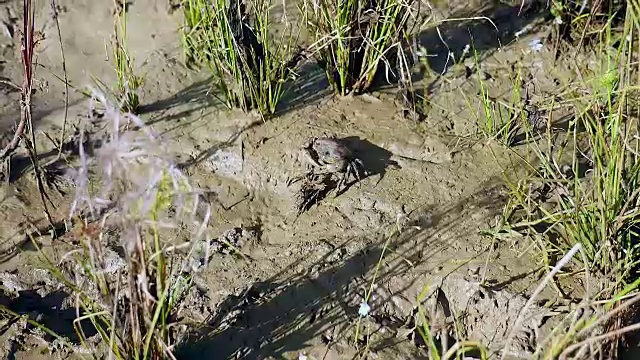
[216,226,260,254]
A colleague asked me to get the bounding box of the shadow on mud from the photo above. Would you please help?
[362,2,549,96]
[276,62,332,116]
[418,3,547,78]
[337,136,400,184]
[175,178,507,359]
[177,120,262,170]
[0,289,96,343]
[137,78,220,129]
[0,93,85,184]
[137,3,549,127]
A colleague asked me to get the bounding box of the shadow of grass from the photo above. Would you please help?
[175,178,507,359]
[138,78,220,127]
[0,289,97,344]
[276,62,332,116]
[132,3,551,127]
[417,3,548,79]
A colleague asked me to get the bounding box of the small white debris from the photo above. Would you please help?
[514,24,533,38]
[461,44,471,58]
[554,17,563,25]
[0,272,23,296]
[529,38,543,52]
[298,353,309,360]
[358,302,371,317]
[103,248,126,274]
[396,211,409,232]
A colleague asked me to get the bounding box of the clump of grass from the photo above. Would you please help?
[502,3,640,291]
[536,287,640,359]
[470,42,525,146]
[36,87,213,359]
[410,243,640,359]
[516,244,640,359]
[301,0,419,96]
[179,0,300,117]
[97,0,143,114]
[483,3,640,357]
[550,0,628,49]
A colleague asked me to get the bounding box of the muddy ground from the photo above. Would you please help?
[0,0,597,359]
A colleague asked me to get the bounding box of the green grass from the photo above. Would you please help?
[351,4,640,355]
[549,0,628,49]
[179,0,300,117]
[301,0,418,96]
[24,88,211,360]
[5,1,640,359]
[489,1,640,357]
[415,284,489,360]
[436,2,640,358]
[471,41,524,145]
[111,0,143,113]
[501,0,640,292]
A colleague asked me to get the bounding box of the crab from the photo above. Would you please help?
[288,137,368,218]
[300,137,366,194]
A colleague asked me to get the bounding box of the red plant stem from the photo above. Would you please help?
[0,0,34,160]
[23,0,34,90]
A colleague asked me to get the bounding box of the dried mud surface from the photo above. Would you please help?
[0,0,580,359]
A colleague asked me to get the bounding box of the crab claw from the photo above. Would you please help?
[301,149,321,168]
[302,137,316,149]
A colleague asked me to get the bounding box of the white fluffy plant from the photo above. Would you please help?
[49,87,213,360]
